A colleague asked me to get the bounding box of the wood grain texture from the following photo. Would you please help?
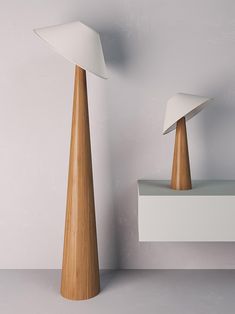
[171,117,192,190]
[60,66,100,300]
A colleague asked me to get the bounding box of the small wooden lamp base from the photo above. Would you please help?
[60,66,100,300]
[171,117,192,190]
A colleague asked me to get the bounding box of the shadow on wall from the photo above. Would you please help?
[200,80,235,179]
[99,25,156,74]
[100,28,131,70]
[94,26,133,268]
[98,27,142,268]
[94,25,148,268]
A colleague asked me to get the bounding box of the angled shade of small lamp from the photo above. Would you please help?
[163,93,210,190]
[34,21,107,300]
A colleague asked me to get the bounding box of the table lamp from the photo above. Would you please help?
[34,21,107,300]
[163,93,210,190]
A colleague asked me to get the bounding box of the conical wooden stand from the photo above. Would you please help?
[61,66,100,300]
[171,117,192,190]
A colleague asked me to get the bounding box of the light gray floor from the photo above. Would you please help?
[0,270,235,313]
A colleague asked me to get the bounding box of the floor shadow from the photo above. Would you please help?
[100,270,120,291]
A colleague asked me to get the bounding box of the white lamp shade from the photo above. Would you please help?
[34,21,108,79]
[163,93,210,134]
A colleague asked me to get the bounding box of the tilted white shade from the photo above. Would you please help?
[34,21,108,79]
[163,93,210,135]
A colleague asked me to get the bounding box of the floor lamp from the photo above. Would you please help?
[34,21,108,300]
[163,93,210,190]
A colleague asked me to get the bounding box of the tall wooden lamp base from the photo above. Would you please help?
[171,117,192,190]
[60,66,100,300]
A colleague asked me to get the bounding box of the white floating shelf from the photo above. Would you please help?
[138,180,235,242]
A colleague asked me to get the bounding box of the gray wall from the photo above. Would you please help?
[1,0,235,268]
